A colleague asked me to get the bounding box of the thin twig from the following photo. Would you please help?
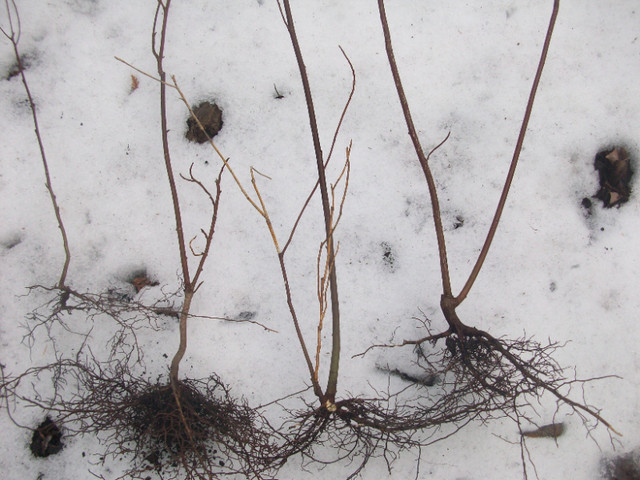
[282,47,356,255]
[189,313,277,333]
[3,0,71,287]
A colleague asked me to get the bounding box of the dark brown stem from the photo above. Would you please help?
[378,0,452,298]
[454,0,559,306]
[152,0,184,388]
[379,0,560,312]
[2,0,71,287]
[280,0,341,402]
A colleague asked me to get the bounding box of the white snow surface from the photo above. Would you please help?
[1,1,639,479]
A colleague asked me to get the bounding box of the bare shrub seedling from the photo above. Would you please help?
[1,0,277,477]
[1,0,180,365]
[364,0,619,476]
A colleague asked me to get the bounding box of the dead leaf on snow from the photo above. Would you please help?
[594,146,633,208]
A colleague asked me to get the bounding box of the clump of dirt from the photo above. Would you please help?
[186,101,223,143]
[30,417,63,457]
[594,147,633,208]
[131,383,220,457]
[601,449,640,480]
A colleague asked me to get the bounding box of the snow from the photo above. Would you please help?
[1,0,639,478]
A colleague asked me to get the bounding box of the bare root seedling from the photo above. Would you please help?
[2,1,278,478]
[371,0,618,476]
[1,0,180,366]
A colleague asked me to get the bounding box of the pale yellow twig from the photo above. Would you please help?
[250,167,281,253]
[115,56,168,86]
[313,145,351,381]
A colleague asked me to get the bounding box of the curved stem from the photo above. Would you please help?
[454,0,560,306]
[169,291,193,384]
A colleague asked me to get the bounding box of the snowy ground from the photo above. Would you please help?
[1,1,639,479]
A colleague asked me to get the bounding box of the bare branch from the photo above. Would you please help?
[3,0,71,287]
[378,0,452,297]
[282,47,356,255]
[455,0,560,305]
[189,313,278,333]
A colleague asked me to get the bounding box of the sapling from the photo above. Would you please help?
[177,1,355,418]
[375,0,618,475]
[68,1,280,477]
[1,0,278,477]
[182,0,399,472]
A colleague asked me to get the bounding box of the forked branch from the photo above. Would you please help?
[378,0,560,306]
[377,0,618,442]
